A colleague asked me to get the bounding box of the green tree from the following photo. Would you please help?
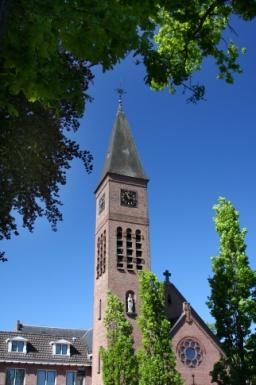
[100,291,138,385]
[0,61,93,260]
[138,271,182,385]
[2,0,256,258]
[206,322,217,335]
[207,197,256,385]
[1,0,255,112]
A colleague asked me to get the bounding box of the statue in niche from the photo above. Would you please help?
[127,293,134,314]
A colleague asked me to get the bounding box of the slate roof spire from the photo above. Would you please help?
[99,104,147,185]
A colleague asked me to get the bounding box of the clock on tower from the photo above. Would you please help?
[92,103,150,385]
[120,189,137,207]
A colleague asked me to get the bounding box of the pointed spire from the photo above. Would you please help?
[98,106,148,187]
[116,87,126,112]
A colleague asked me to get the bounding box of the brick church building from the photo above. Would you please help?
[0,104,224,385]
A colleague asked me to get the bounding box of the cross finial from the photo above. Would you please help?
[115,87,126,111]
[163,269,171,283]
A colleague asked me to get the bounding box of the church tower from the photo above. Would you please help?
[92,103,150,385]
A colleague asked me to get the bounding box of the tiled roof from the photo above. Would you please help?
[0,328,92,366]
[82,330,92,354]
[19,324,87,339]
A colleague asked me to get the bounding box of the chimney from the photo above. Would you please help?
[16,320,22,331]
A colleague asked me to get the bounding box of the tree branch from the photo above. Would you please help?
[192,0,225,38]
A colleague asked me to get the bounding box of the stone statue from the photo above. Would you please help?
[183,301,192,324]
[127,293,134,314]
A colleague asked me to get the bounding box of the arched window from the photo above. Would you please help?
[96,230,106,278]
[116,227,124,269]
[135,229,141,242]
[96,236,100,279]
[103,230,106,273]
[100,234,103,275]
[126,228,132,241]
[98,299,102,320]
[117,227,122,239]
[126,229,133,270]
[135,229,143,270]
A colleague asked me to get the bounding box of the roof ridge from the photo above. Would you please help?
[0,331,84,338]
[21,324,87,331]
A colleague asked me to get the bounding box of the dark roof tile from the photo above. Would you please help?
[0,329,90,366]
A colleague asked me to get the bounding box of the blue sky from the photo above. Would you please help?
[1,18,256,331]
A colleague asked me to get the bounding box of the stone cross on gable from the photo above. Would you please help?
[163,269,171,283]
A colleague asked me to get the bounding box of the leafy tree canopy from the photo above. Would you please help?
[100,291,138,385]
[207,197,256,385]
[1,0,255,111]
[0,56,93,260]
[138,271,182,385]
[1,1,256,259]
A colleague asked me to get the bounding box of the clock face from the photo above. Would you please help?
[120,189,137,208]
[98,193,105,214]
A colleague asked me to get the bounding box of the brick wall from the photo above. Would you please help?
[172,319,222,385]
[92,175,150,385]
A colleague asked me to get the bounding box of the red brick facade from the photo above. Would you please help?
[92,174,150,385]
[172,318,222,385]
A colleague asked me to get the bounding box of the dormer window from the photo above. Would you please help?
[6,337,28,353]
[50,339,71,356]
[56,343,68,355]
[12,341,24,352]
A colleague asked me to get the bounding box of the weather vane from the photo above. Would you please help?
[115,87,126,111]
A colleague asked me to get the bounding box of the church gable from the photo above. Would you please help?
[170,302,223,385]
[163,278,224,385]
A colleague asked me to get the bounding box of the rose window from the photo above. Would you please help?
[178,338,203,368]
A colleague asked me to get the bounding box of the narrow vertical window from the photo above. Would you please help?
[97,351,101,374]
[66,371,76,385]
[96,237,100,279]
[96,230,107,278]
[103,230,106,273]
[126,229,133,270]
[116,227,124,269]
[98,299,102,320]
[100,234,103,276]
[76,370,85,385]
[136,229,143,270]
